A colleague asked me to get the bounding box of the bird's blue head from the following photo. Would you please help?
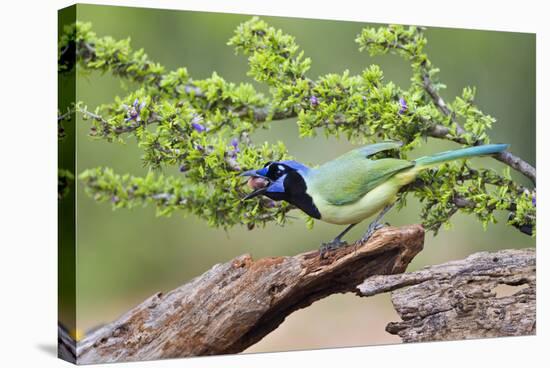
[240,160,320,219]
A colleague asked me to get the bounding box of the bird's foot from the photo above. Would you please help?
[319,238,348,258]
[360,222,387,244]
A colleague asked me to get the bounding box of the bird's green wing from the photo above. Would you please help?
[353,141,403,157]
[331,141,403,162]
[307,150,413,206]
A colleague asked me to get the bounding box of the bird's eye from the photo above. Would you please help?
[277,164,286,172]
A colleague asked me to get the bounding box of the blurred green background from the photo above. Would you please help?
[69,4,535,352]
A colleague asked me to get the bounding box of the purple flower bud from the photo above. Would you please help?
[190,115,206,133]
[309,95,319,107]
[179,164,189,173]
[191,122,206,133]
[184,85,201,95]
[111,195,120,203]
[230,138,240,153]
[532,195,536,207]
[123,98,145,123]
[398,97,408,114]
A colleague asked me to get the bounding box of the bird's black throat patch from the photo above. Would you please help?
[266,171,321,219]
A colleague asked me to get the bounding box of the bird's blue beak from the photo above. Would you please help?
[240,167,269,178]
[240,169,257,177]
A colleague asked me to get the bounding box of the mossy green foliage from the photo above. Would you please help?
[59,18,535,235]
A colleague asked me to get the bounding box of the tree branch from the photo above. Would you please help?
[423,75,536,184]
[358,248,535,342]
[422,74,457,122]
[62,228,536,363]
[75,225,424,364]
[58,323,76,363]
[67,32,536,186]
[67,39,295,126]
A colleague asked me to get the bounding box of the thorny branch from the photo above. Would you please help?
[58,20,536,234]
[422,75,536,184]
[59,20,536,185]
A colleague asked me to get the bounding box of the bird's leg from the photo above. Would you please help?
[361,203,395,243]
[319,223,357,257]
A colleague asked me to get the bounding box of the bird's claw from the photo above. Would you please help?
[319,238,348,258]
[360,222,387,244]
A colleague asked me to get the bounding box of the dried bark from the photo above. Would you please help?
[58,323,76,363]
[76,225,424,364]
[358,248,536,342]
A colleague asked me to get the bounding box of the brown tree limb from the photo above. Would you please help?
[75,225,424,364]
[358,248,536,342]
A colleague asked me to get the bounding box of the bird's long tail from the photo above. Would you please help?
[394,144,509,185]
[414,144,509,169]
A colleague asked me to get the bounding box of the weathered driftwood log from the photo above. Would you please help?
[76,225,424,364]
[358,248,536,342]
[58,323,76,363]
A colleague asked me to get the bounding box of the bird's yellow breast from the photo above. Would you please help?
[308,179,402,225]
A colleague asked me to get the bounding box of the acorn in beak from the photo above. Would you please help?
[240,169,271,200]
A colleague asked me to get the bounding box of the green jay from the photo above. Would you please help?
[241,141,509,254]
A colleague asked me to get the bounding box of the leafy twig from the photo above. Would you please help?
[59,19,535,235]
[422,75,536,184]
